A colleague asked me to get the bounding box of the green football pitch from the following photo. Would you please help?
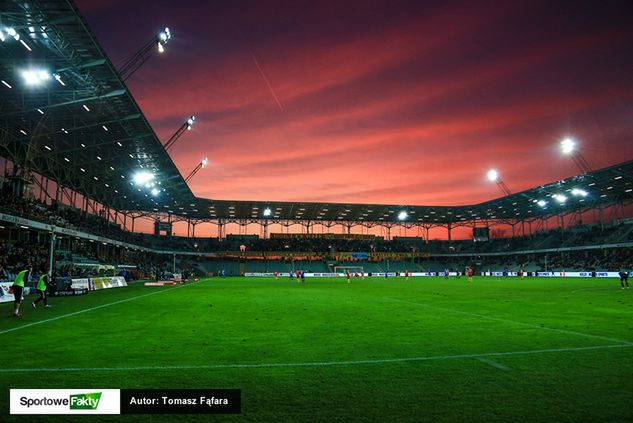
[1,276,632,422]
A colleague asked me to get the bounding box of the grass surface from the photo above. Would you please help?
[1,276,632,422]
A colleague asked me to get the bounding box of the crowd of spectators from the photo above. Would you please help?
[2,187,633,277]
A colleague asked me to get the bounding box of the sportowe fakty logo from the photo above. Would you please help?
[19,392,102,410]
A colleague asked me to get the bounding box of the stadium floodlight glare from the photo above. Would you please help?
[487,169,499,182]
[553,194,567,203]
[133,170,155,186]
[571,188,588,197]
[186,115,196,129]
[7,27,19,41]
[151,188,161,196]
[537,200,548,207]
[54,73,66,86]
[398,211,408,221]
[21,69,50,85]
[263,208,272,217]
[560,137,575,155]
[0,30,5,42]
[157,27,171,53]
[201,157,208,167]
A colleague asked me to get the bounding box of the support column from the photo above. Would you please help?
[48,231,56,277]
[447,223,452,242]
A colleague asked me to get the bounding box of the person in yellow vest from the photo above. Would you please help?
[11,267,31,317]
[32,271,51,309]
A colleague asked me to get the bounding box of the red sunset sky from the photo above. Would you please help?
[77,0,633,209]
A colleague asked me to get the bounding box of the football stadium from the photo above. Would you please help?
[1,0,633,421]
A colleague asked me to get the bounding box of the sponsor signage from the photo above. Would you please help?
[50,288,88,297]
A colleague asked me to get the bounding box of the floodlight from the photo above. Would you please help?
[201,157,208,168]
[54,73,65,86]
[560,138,575,155]
[263,208,272,217]
[571,188,588,197]
[398,211,408,221]
[133,171,154,185]
[0,30,5,42]
[158,32,168,42]
[157,42,165,53]
[151,188,161,196]
[7,28,17,37]
[22,69,50,85]
[537,200,547,207]
[553,194,567,203]
[487,169,499,182]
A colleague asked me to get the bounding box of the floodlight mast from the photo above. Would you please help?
[164,115,196,152]
[119,27,171,81]
[487,169,512,196]
[560,138,592,173]
[185,157,208,183]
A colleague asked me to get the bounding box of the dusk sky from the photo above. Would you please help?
[77,0,633,207]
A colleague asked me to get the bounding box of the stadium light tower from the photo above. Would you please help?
[560,137,591,173]
[487,169,512,196]
[164,115,196,152]
[119,27,171,81]
[185,157,208,183]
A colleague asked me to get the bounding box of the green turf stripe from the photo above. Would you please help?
[384,297,633,345]
[0,284,192,336]
[0,343,630,373]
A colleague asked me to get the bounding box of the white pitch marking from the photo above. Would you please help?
[0,343,630,373]
[571,287,619,294]
[385,297,632,345]
[476,357,511,371]
[0,284,192,336]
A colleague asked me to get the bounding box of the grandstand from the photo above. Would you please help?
[1,0,633,422]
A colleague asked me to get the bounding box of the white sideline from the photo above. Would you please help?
[0,343,630,373]
[385,297,633,346]
[0,284,191,336]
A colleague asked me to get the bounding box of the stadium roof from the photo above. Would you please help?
[0,0,193,212]
[1,0,632,226]
[193,159,633,224]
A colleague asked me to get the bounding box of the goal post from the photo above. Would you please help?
[334,266,364,275]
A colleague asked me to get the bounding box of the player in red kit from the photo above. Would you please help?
[274,271,279,280]
[346,269,351,284]
[467,266,474,282]
[361,270,365,280]
[296,269,301,282]
[405,269,409,281]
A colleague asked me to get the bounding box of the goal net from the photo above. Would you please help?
[334,266,364,275]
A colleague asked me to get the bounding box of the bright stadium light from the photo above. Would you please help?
[7,27,19,41]
[133,170,154,186]
[201,157,208,167]
[21,69,50,85]
[157,27,171,53]
[571,188,588,197]
[263,208,272,217]
[151,188,161,196]
[553,194,567,204]
[398,211,408,221]
[560,137,575,155]
[537,200,548,207]
[186,115,196,129]
[487,169,499,182]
